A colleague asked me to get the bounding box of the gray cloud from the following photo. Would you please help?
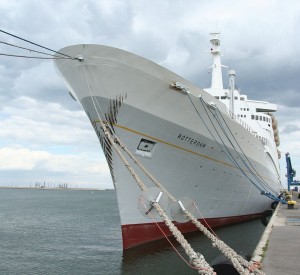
[0,0,300,187]
[281,124,300,134]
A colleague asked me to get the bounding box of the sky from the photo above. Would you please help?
[0,0,299,189]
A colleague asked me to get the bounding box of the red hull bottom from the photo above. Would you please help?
[121,213,261,249]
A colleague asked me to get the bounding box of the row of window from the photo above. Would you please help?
[251,115,271,123]
[240,108,249,111]
[257,135,268,145]
[215,96,245,101]
[237,114,272,124]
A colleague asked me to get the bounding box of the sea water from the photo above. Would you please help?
[0,188,266,274]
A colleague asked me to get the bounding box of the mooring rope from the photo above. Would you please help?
[139,196,214,272]
[0,29,73,58]
[184,210,264,275]
[113,136,177,203]
[212,106,281,193]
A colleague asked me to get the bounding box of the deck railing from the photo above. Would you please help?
[227,109,268,146]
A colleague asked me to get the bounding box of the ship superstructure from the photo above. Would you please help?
[205,33,280,162]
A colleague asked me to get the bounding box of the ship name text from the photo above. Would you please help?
[177,134,206,148]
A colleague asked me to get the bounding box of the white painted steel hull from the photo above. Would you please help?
[54,45,282,249]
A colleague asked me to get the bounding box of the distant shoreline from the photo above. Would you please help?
[0,186,113,191]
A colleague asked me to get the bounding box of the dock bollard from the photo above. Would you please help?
[287,200,296,209]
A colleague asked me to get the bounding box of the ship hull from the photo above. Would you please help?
[54,44,282,249]
[121,213,261,249]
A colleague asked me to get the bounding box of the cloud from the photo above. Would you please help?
[0,146,111,188]
[0,95,112,188]
[281,124,300,134]
[0,0,299,188]
[0,147,48,170]
[0,96,96,147]
[0,146,110,175]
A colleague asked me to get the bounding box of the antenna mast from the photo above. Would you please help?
[209,33,224,95]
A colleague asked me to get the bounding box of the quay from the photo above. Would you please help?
[252,192,300,274]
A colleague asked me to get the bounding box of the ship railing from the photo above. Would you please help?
[228,110,255,134]
[215,106,269,147]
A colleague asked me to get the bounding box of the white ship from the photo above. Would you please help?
[54,33,282,249]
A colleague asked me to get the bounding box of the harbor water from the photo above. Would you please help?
[0,188,266,274]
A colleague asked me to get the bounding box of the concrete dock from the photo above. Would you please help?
[252,192,300,274]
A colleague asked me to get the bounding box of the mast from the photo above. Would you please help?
[229,69,236,115]
[209,32,224,95]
